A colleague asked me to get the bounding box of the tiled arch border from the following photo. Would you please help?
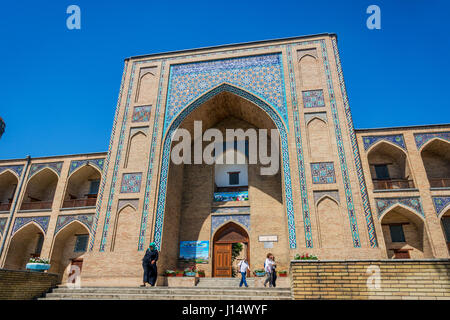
[90,36,378,251]
[151,83,297,250]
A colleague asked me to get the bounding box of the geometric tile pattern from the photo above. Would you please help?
[331,37,378,248]
[432,196,450,217]
[320,40,361,248]
[0,165,24,177]
[302,90,325,108]
[152,83,297,250]
[12,216,50,235]
[137,63,167,251]
[311,162,336,184]
[164,54,289,133]
[286,44,313,248]
[28,162,63,179]
[90,60,129,251]
[414,132,450,149]
[211,214,250,236]
[55,214,94,235]
[132,106,151,123]
[375,197,424,218]
[0,217,7,235]
[68,158,105,176]
[363,134,406,151]
[120,173,142,193]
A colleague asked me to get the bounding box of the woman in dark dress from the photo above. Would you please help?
[141,242,158,287]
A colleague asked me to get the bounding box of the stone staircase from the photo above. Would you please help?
[40,278,292,300]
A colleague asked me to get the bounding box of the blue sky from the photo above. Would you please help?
[0,0,448,159]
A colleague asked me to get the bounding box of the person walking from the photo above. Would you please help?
[271,256,277,288]
[264,253,274,287]
[141,242,158,287]
[238,258,251,288]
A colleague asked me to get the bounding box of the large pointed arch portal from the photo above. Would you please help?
[151,83,297,250]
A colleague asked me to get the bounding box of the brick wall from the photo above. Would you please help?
[0,269,59,300]
[291,259,450,300]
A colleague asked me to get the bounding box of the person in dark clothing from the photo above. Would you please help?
[141,242,158,287]
[271,256,277,288]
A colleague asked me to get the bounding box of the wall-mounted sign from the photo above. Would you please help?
[258,235,278,242]
[264,242,274,249]
[179,241,209,263]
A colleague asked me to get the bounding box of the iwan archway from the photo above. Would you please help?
[213,222,249,277]
[153,84,294,276]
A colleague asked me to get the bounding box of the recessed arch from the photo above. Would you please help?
[378,203,425,223]
[298,53,318,62]
[62,165,101,209]
[53,219,91,239]
[212,221,250,277]
[315,194,339,207]
[110,203,140,252]
[379,204,433,259]
[367,140,415,190]
[438,204,450,220]
[0,170,19,211]
[49,219,90,283]
[4,222,45,270]
[420,138,450,188]
[418,136,450,151]
[21,167,58,210]
[151,83,296,252]
[306,116,326,126]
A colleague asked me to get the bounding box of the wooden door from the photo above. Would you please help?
[213,243,232,277]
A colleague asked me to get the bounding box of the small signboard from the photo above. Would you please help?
[258,235,278,242]
[179,241,209,263]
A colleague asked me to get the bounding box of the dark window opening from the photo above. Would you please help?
[389,224,406,242]
[443,217,450,242]
[89,179,100,195]
[374,164,390,180]
[74,234,89,252]
[228,172,240,185]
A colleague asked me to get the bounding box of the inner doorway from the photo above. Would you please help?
[213,222,249,277]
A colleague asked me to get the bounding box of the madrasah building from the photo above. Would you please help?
[0,33,449,286]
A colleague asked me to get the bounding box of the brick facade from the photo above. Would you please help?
[0,34,449,288]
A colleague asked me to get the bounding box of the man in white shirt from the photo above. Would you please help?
[238,258,251,288]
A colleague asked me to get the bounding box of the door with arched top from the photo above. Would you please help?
[213,222,249,277]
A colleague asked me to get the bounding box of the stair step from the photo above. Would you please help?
[41,285,292,300]
[40,293,291,300]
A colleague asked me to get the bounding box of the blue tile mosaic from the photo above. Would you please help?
[363,135,406,151]
[311,162,336,184]
[55,214,94,234]
[414,132,450,149]
[302,90,325,108]
[68,158,104,176]
[375,197,424,218]
[331,37,377,248]
[432,197,450,217]
[164,54,289,133]
[0,165,24,177]
[28,162,63,179]
[120,173,142,193]
[12,216,50,235]
[211,214,250,235]
[132,106,151,122]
